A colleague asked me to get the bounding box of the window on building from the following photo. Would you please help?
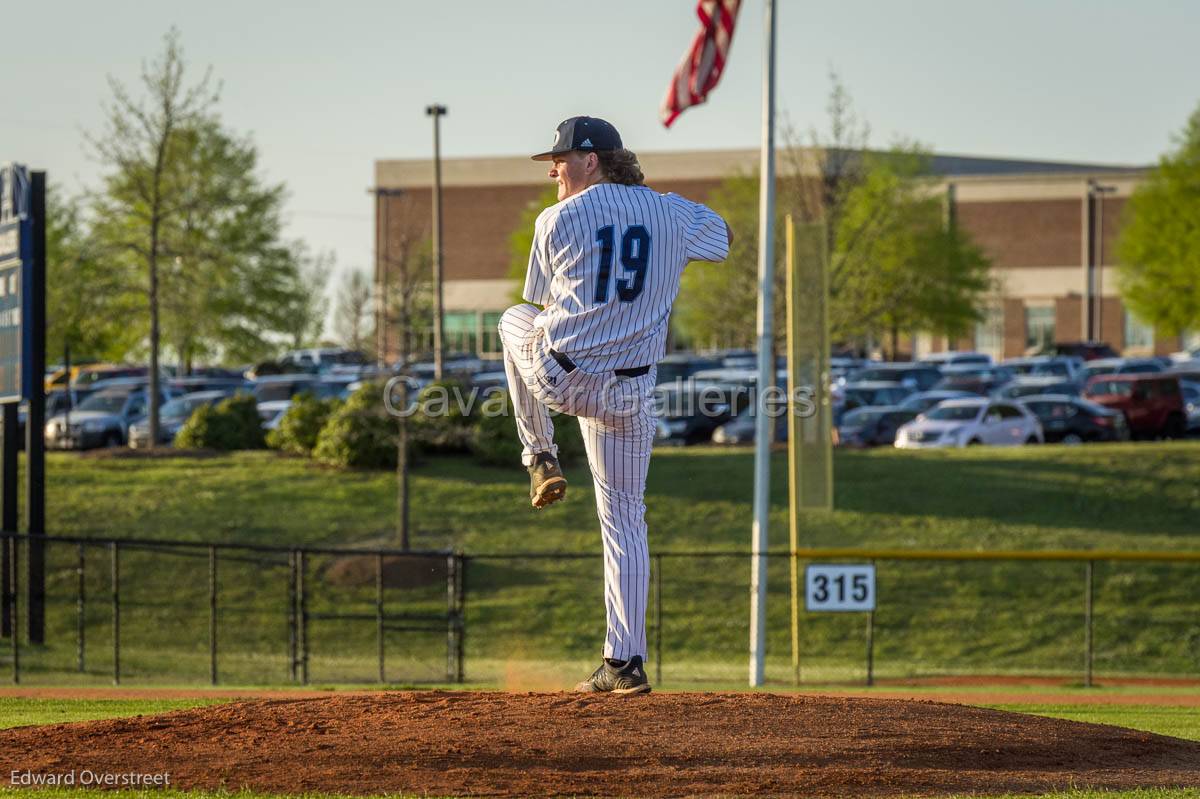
[481,312,504,355]
[1024,306,1055,351]
[443,311,478,356]
[433,310,508,357]
[974,304,1004,361]
[1124,307,1154,351]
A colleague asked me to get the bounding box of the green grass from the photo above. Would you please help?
[0,697,225,729]
[3,443,1200,685]
[992,704,1200,742]
[1,789,1199,799]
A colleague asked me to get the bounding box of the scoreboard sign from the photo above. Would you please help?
[0,164,30,403]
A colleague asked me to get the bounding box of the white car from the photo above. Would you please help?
[895,398,1043,449]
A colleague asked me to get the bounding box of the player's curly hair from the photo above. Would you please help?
[597,149,645,186]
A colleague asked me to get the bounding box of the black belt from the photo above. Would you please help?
[549,349,651,378]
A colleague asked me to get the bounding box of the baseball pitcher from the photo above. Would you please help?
[498,116,731,694]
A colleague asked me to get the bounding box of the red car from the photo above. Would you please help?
[1083,374,1187,439]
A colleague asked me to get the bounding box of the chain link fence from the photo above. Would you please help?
[4,533,1200,686]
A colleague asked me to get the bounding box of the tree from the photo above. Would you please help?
[334,267,375,355]
[1117,104,1200,337]
[45,188,141,363]
[154,119,330,369]
[88,27,218,442]
[90,28,329,391]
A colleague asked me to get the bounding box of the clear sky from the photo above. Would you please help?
[5,0,1199,334]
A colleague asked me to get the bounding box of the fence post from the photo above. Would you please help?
[288,550,297,682]
[654,554,663,687]
[376,552,385,684]
[77,543,85,673]
[1084,560,1094,688]
[209,545,218,686]
[445,553,456,683]
[455,554,465,684]
[111,542,120,686]
[298,549,308,685]
[1,535,10,639]
[865,610,875,687]
[9,536,18,684]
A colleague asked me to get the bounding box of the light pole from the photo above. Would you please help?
[1088,180,1117,343]
[426,104,448,380]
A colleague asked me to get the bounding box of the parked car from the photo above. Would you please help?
[167,376,252,396]
[45,385,175,450]
[710,406,789,445]
[835,381,915,424]
[404,355,486,380]
[849,363,943,392]
[1169,346,1200,364]
[919,351,992,368]
[1019,395,1129,444]
[992,376,1081,401]
[127,389,237,448]
[1078,357,1164,384]
[896,390,978,415]
[279,348,367,374]
[256,400,292,431]
[1033,341,1118,361]
[895,398,1043,449]
[70,364,149,388]
[1182,381,1200,433]
[653,381,747,445]
[655,353,723,386]
[932,365,1015,396]
[718,349,757,369]
[1083,374,1187,439]
[834,406,918,448]
[252,375,321,403]
[1166,361,1200,385]
[1001,355,1083,380]
[829,356,869,384]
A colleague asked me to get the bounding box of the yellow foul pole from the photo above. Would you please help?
[785,214,801,687]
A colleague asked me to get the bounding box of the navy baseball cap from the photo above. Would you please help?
[531,116,623,161]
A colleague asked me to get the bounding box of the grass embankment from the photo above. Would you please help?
[1,443,1198,685]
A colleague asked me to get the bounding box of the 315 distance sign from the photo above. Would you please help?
[805,563,876,612]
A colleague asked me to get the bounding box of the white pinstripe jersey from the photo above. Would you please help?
[523,183,729,372]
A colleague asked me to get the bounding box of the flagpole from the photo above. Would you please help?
[749,0,777,688]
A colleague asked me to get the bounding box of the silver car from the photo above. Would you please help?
[45,386,175,450]
[895,398,1043,449]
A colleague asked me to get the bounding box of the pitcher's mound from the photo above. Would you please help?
[3,692,1199,797]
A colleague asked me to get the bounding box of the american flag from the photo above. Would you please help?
[660,0,743,128]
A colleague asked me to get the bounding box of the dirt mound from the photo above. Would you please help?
[3,692,1199,797]
[323,553,448,589]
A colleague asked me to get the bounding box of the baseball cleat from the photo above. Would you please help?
[574,655,652,695]
[528,451,567,509]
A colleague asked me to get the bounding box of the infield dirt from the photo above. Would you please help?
[3,691,1200,797]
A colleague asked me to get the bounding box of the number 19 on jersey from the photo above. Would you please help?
[805,564,876,612]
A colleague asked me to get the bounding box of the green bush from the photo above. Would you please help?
[174,394,265,451]
[470,390,586,468]
[313,383,399,469]
[266,392,341,455]
[409,378,475,454]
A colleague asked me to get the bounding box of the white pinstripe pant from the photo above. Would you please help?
[498,304,657,661]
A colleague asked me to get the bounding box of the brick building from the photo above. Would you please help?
[373,149,1186,362]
